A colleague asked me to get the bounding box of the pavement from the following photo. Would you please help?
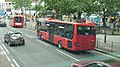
[96,34,120,59]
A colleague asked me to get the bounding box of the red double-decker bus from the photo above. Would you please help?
[36,18,96,51]
[10,15,24,27]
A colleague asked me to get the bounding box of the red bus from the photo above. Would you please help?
[10,15,24,27]
[36,18,96,51]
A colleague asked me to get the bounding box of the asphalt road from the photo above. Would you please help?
[0,20,119,67]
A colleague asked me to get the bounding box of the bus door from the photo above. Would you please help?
[49,22,55,42]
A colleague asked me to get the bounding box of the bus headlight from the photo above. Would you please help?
[74,42,80,47]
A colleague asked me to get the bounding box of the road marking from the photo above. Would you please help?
[56,49,80,61]
[0,52,3,55]
[13,59,20,67]
[0,46,6,55]
[7,56,10,61]
[0,46,3,50]
[36,40,49,46]
[0,40,1,42]
[2,44,9,53]
[11,64,15,67]
[3,51,6,55]
[25,34,33,38]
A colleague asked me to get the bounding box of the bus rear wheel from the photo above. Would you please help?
[58,41,62,49]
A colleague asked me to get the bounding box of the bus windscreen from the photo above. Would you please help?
[77,26,95,35]
[15,17,22,22]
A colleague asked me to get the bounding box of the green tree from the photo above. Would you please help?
[12,0,32,9]
[98,0,120,27]
[44,0,100,19]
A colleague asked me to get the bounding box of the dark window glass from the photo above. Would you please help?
[64,24,74,39]
[77,26,95,35]
[15,17,23,22]
[6,9,11,12]
[85,63,108,67]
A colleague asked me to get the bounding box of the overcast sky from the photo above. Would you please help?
[0,0,5,3]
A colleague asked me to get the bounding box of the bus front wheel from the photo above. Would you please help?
[58,41,62,49]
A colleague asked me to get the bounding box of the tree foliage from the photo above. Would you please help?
[44,0,100,19]
[96,0,120,27]
[12,0,32,9]
[39,0,120,21]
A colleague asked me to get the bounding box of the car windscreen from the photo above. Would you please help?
[15,17,23,22]
[77,26,95,35]
[11,33,22,37]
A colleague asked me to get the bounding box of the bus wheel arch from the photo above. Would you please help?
[58,40,62,49]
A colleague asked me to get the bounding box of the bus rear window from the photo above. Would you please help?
[77,26,95,35]
[15,17,22,22]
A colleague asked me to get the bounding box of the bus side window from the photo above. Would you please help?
[65,24,74,39]
[58,24,65,37]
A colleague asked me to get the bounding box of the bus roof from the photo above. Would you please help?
[37,18,95,26]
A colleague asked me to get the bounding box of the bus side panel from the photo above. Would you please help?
[61,38,69,49]
[54,35,68,48]
[53,35,60,45]
[40,31,49,41]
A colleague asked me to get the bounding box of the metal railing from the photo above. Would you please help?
[96,38,120,53]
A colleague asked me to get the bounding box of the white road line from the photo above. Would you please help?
[7,56,10,61]
[2,44,10,53]
[0,52,3,55]
[11,64,15,67]
[25,34,33,38]
[0,46,3,50]
[13,59,20,67]
[3,51,6,55]
[0,40,1,42]
[0,44,6,55]
[56,49,80,61]
[36,40,49,46]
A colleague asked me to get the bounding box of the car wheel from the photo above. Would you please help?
[58,41,62,49]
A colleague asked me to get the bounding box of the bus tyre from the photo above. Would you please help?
[58,41,62,49]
